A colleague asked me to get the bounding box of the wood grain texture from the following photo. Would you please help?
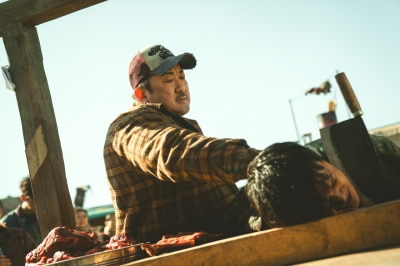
[26,124,48,178]
[0,0,106,37]
[2,21,76,238]
[126,200,400,266]
[335,72,362,116]
[296,245,400,266]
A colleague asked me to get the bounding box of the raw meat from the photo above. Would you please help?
[25,227,98,265]
[84,231,136,255]
[141,231,223,256]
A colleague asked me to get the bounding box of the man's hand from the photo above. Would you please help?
[0,255,11,266]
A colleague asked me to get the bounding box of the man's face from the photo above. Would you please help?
[147,64,190,116]
[317,161,360,215]
[105,213,116,230]
[75,211,89,228]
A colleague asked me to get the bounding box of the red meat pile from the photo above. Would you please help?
[141,231,223,256]
[25,227,136,265]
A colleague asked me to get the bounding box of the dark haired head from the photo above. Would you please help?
[74,207,88,215]
[20,176,34,199]
[245,142,331,228]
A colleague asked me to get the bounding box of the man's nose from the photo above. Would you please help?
[175,78,187,93]
[330,189,347,211]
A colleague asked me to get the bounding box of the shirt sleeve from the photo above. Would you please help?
[110,108,260,184]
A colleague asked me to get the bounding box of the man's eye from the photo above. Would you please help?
[331,176,336,188]
[165,79,173,83]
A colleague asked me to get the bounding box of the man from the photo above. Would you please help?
[245,136,400,228]
[0,177,42,244]
[97,213,116,242]
[104,44,260,243]
[103,213,116,239]
[0,222,37,266]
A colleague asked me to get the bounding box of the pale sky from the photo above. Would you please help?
[1,0,399,209]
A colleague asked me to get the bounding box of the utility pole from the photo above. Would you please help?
[289,99,301,144]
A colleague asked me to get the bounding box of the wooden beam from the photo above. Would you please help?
[2,21,76,238]
[297,245,400,266]
[0,0,106,38]
[127,200,400,266]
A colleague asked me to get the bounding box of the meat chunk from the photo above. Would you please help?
[141,232,223,256]
[84,232,136,255]
[26,227,98,264]
[51,251,74,263]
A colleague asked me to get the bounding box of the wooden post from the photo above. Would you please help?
[0,0,106,238]
[2,21,75,237]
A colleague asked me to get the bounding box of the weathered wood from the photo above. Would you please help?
[127,200,400,266]
[2,21,76,238]
[0,0,106,37]
[296,245,400,266]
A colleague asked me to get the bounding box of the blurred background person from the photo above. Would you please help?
[100,213,116,241]
[74,207,91,232]
[0,176,41,244]
[0,201,3,219]
[0,202,11,266]
[0,223,37,266]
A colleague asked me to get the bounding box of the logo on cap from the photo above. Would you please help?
[148,45,174,59]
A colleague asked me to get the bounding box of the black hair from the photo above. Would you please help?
[20,176,34,199]
[74,207,88,215]
[136,75,153,93]
[245,142,331,228]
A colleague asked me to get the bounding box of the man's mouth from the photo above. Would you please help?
[345,189,354,209]
[176,93,188,102]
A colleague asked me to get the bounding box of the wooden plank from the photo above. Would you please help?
[126,200,400,266]
[296,245,400,266]
[1,21,76,238]
[0,0,106,37]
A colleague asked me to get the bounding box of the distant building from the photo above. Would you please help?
[0,196,21,216]
[86,204,115,226]
[369,122,400,147]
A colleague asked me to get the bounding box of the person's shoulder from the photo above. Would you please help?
[183,117,199,125]
[369,134,400,163]
[0,208,19,224]
[8,226,30,238]
[370,134,399,149]
[182,117,202,133]
[111,102,166,124]
[3,225,38,252]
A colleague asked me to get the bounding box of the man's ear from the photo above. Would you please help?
[133,88,148,103]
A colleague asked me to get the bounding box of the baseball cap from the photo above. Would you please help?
[129,44,196,89]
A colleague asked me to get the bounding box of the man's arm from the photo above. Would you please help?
[107,108,259,184]
[0,210,18,226]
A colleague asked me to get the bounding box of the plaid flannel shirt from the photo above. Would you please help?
[0,224,37,266]
[104,102,260,243]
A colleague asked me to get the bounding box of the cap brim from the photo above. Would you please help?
[149,53,196,75]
